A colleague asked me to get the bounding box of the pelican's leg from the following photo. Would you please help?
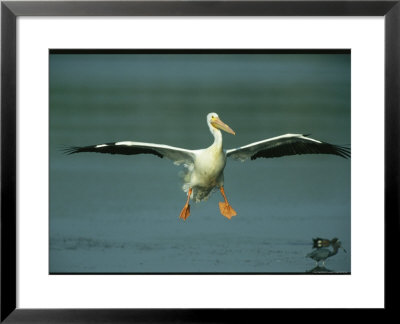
[219,186,237,219]
[179,188,192,221]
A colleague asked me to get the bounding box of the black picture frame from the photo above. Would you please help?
[1,0,398,321]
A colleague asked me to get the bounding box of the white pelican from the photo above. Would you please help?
[65,113,350,220]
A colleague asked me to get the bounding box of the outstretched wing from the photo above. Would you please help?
[64,141,196,165]
[226,134,350,162]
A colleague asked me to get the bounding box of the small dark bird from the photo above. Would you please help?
[307,239,346,266]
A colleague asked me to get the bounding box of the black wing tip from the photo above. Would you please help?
[302,134,350,159]
[333,144,351,159]
[250,140,351,160]
[60,142,119,155]
[60,143,165,158]
[60,146,81,155]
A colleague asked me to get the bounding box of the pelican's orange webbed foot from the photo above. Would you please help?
[179,188,192,221]
[179,204,191,220]
[219,186,237,219]
[219,202,237,219]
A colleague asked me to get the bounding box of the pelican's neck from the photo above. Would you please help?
[210,128,223,151]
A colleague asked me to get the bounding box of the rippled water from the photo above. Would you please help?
[49,52,350,273]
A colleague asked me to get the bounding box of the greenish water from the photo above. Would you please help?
[49,52,350,273]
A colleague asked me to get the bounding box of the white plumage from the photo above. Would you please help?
[181,115,229,202]
[66,112,350,220]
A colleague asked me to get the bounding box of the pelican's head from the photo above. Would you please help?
[207,113,235,135]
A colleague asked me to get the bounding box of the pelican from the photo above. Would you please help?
[65,113,350,220]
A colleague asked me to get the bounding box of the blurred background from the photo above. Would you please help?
[49,51,350,273]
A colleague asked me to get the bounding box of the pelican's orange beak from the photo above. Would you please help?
[211,117,235,135]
